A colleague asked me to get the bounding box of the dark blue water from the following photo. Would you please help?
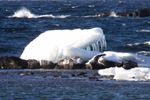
[1,77,150,100]
[0,69,150,100]
[0,0,150,56]
[0,0,150,99]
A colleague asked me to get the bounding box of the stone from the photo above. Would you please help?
[0,56,28,69]
[27,59,40,69]
[86,54,107,69]
[86,52,138,70]
[56,57,87,69]
[122,60,138,69]
[56,58,74,69]
[119,8,150,17]
[40,60,56,69]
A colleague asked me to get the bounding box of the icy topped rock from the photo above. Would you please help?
[20,28,107,64]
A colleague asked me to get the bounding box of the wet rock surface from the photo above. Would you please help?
[0,56,90,69]
[86,54,138,70]
[99,8,150,17]
[0,56,28,69]
[0,56,138,70]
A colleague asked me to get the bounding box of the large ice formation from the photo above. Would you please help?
[20,28,107,63]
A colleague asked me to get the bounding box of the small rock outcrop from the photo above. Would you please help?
[86,53,138,70]
[40,60,56,69]
[0,53,139,70]
[0,56,28,69]
[56,57,86,69]
[27,59,40,69]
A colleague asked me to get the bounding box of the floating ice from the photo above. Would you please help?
[102,51,142,63]
[20,28,107,63]
[8,7,70,19]
[98,67,150,81]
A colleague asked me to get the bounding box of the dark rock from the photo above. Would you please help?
[122,60,138,69]
[72,63,86,69]
[99,60,123,68]
[86,53,138,70]
[102,75,114,80]
[56,58,75,69]
[27,60,56,69]
[0,56,28,69]
[86,54,108,69]
[56,58,87,69]
[118,8,150,17]
[27,59,40,69]
[86,62,105,69]
[97,8,150,17]
[40,60,56,69]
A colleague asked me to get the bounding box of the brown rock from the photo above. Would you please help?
[56,58,74,69]
[27,59,40,69]
[0,56,28,69]
[40,60,56,69]
[122,60,138,69]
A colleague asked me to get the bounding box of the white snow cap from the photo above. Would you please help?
[20,28,107,63]
[102,51,142,63]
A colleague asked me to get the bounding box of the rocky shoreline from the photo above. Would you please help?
[0,56,92,69]
[0,55,138,70]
